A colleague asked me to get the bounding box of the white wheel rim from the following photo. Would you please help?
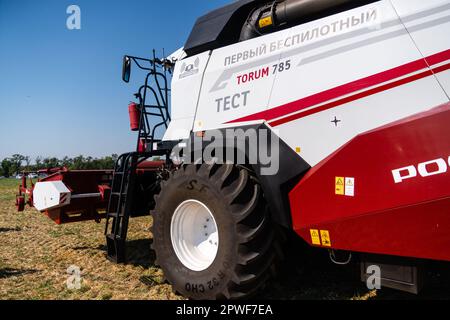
[170,199,219,271]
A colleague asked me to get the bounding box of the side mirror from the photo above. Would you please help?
[122,56,131,83]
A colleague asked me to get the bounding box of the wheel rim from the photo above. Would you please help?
[170,199,219,271]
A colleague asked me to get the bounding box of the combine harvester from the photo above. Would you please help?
[17,0,450,299]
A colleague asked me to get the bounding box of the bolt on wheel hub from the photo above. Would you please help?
[170,199,219,271]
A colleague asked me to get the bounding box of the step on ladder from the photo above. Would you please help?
[104,152,138,263]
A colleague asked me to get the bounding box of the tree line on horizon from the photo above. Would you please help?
[0,154,118,177]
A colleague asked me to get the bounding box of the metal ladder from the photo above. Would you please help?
[104,152,138,263]
[104,51,172,263]
[134,52,171,154]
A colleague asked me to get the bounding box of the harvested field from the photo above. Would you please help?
[0,179,449,300]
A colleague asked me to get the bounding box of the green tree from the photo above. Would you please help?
[100,155,116,169]
[35,156,42,170]
[42,157,60,169]
[71,155,86,170]
[3,154,119,172]
[1,158,13,177]
[23,156,31,171]
[10,154,26,175]
[60,156,73,168]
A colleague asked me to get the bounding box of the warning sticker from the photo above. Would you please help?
[345,177,355,197]
[259,16,273,28]
[320,230,331,247]
[310,229,321,245]
[335,177,344,195]
[335,176,355,197]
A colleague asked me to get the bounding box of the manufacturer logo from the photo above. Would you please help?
[392,156,450,183]
[179,57,199,79]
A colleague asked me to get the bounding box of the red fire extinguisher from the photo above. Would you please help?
[128,102,141,131]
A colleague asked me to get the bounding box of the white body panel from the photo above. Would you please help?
[276,78,447,166]
[192,29,286,132]
[33,181,71,212]
[391,0,450,96]
[163,51,211,140]
[269,0,449,166]
[166,0,450,166]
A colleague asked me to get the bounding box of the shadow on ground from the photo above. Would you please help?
[257,232,450,300]
[0,268,38,279]
[61,227,450,300]
[126,238,156,268]
[73,238,156,269]
[0,227,21,233]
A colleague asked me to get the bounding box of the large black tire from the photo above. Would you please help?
[151,163,280,299]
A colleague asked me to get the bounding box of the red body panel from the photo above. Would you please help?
[20,161,164,224]
[290,102,450,261]
[42,170,113,224]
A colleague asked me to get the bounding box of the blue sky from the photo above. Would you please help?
[0,0,230,160]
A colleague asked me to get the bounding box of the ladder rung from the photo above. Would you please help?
[106,233,124,241]
[111,192,127,196]
[106,212,123,218]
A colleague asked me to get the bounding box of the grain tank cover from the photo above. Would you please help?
[184,0,263,56]
[184,0,377,56]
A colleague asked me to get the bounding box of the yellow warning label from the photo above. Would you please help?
[320,230,331,247]
[335,177,344,195]
[259,16,273,28]
[310,229,321,245]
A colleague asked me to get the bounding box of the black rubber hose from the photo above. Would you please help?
[239,5,269,41]
[275,0,353,25]
[240,0,354,41]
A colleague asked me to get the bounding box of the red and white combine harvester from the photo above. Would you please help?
[16,0,450,299]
